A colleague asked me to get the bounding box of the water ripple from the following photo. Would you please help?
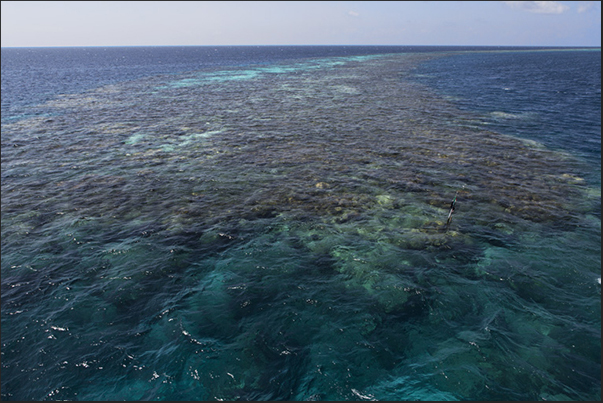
[1,52,600,401]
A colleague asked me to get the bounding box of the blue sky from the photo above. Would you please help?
[1,1,601,47]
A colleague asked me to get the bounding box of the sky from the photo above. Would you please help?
[1,1,601,47]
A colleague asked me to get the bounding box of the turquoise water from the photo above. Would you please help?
[1,50,600,400]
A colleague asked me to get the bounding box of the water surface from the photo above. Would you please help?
[1,47,600,401]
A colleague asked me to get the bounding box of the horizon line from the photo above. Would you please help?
[2,44,601,49]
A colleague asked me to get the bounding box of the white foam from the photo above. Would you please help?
[491,111,522,119]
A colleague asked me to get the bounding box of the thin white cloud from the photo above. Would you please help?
[577,2,594,13]
[348,10,360,17]
[502,1,570,14]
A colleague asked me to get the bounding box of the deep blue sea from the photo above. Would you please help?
[1,46,600,401]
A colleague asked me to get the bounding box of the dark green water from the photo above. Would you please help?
[1,51,600,401]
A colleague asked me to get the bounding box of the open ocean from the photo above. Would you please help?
[1,46,600,401]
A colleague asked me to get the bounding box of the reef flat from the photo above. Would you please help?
[1,52,600,401]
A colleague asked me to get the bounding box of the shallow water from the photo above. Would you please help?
[1,50,600,401]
